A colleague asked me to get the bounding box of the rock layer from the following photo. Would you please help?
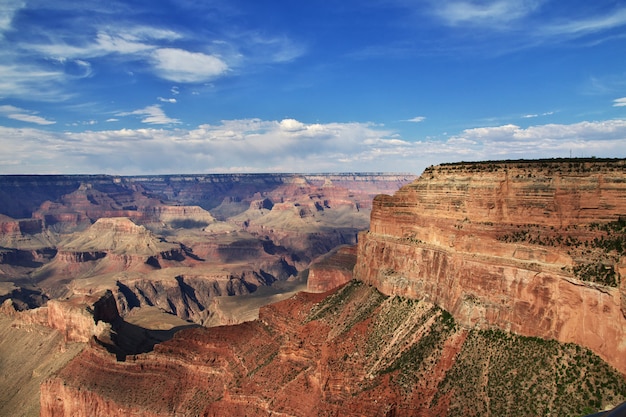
[355,159,626,375]
[307,245,356,292]
[39,281,626,417]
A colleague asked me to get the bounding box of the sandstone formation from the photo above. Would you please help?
[39,281,626,416]
[0,314,83,417]
[306,244,356,293]
[0,173,412,222]
[355,158,626,375]
[0,173,413,321]
[45,290,119,344]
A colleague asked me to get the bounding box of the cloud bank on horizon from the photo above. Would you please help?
[0,0,625,174]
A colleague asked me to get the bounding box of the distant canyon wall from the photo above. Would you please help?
[0,173,414,220]
[355,159,626,375]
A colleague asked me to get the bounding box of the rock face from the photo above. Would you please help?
[45,290,119,343]
[0,173,413,222]
[39,281,626,417]
[355,159,626,375]
[0,314,83,417]
[307,245,356,293]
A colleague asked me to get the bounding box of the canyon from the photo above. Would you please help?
[2,160,626,416]
[0,172,414,415]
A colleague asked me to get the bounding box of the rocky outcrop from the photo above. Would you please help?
[307,245,356,292]
[0,314,84,417]
[355,159,626,375]
[59,218,178,256]
[113,273,254,323]
[46,290,119,343]
[39,281,626,416]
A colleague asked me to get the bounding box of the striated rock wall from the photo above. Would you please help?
[113,273,254,323]
[40,375,166,417]
[46,291,119,343]
[0,173,414,220]
[307,245,356,293]
[355,159,626,375]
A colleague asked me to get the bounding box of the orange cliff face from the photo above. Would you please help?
[355,159,626,375]
[306,245,356,293]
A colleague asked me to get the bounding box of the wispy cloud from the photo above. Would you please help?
[613,97,626,107]
[0,105,55,125]
[28,26,183,59]
[7,113,56,125]
[117,105,180,125]
[522,111,555,118]
[431,0,543,27]
[541,7,626,37]
[245,33,305,63]
[157,97,177,103]
[0,1,25,34]
[405,116,426,123]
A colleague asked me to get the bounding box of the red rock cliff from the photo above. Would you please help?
[307,245,356,293]
[355,159,626,375]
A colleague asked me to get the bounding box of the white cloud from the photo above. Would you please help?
[614,97,626,107]
[0,61,70,101]
[157,97,177,103]
[0,105,22,113]
[406,116,426,123]
[0,117,624,175]
[444,119,626,161]
[7,113,56,125]
[118,105,180,125]
[543,8,626,37]
[432,0,542,27]
[30,26,183,59]
[279,118,306,132]
[523,111,556,118]
[94,31,156,55]
[0,104,55,125]
[152,48,229,83]
[1,21,231,99]
[0,1,25,34]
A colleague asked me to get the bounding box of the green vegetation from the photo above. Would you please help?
[305,282,626,416]
[305,279,387,334]
[433,329,626,416]
[496,218,626,287]
[380,306,457,390]
[572,262,617,287]
[436,157,624,170]
[365,296,425,359]
[247,349,278,377]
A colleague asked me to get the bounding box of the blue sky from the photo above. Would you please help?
[1,0,625,174]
